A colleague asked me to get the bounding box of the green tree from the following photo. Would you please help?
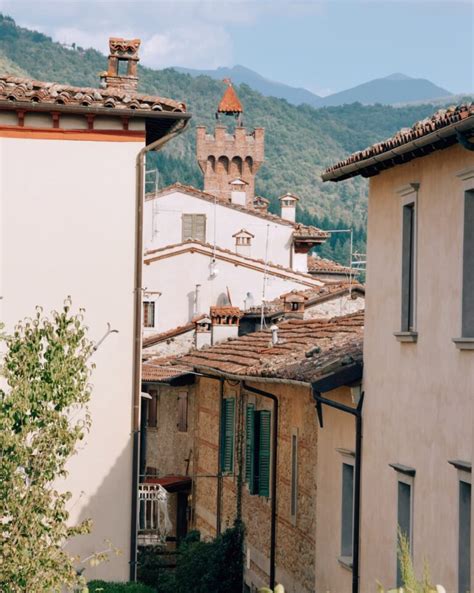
[0,300,95,592]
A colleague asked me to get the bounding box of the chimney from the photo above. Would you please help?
[195,316,212,349]
[232,228,254,257]
[210,306,242,344]
[279,192,299,222]
[253,196,269,212]
[230,178,248,206]
[270,324,279,346]
[100,38,141,92]
[280,290,308,319]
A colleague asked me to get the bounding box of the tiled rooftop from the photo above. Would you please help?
[323,102,474,181]
[307,255,354,275]
[142,358,193,382]
[174,311,364,383]
[217,82,243,114]
[0,75,186,114]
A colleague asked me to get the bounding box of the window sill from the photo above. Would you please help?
[452,337,474,350]
[338,556,353,571]
[394,331,418,343]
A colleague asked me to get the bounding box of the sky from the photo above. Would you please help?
[0,0,472,96]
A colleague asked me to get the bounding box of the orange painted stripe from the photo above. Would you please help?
[0,125,145,142]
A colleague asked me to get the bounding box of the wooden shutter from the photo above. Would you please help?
[177,392,188,432]
[182,214,193,241]
[194,214,206,242]
[245,404,256,492]
[220,398,235,473]
[258,410,271,497]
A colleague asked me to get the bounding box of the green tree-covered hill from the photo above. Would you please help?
[0,14,455,262]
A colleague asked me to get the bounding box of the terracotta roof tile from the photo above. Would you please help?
[170,311,364,383]
[143,316,205,348]
[323,102,474,181]
[0,75,186,114]
[142,358,193,382]
[307,255,355,275]
[217,82,243,114]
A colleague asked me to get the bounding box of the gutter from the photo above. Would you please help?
[242,382,279,591]
[322,116,474,182]
[129,115,190,582]
[312,369,364,593]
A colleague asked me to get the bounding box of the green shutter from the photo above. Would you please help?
[245,404,256,492]
[258,410,271,497]
[220,398,235,473]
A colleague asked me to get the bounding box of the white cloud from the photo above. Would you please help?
[141,24,233,69]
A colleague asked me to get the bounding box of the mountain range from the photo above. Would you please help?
[174,65,453,107]
[0,14,465,264]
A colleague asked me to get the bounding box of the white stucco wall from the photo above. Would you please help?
[143,249,321,334]
[0,136,138,581]
[144,189,294,267]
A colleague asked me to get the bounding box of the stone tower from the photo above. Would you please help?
[196,80,264,207]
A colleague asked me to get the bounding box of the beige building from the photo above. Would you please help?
[323,103,474,592]
[141,312,364,593]
[0,39,189,581]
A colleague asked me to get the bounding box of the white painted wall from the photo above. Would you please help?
[143,248,321,334]
[144,189,294,267]
[0,136,137,581]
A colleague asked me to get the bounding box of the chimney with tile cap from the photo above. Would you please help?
[280,290,308,319]
[195,316,212,349]
[279,192,299,222]
[230,178,248,206]
[100,37,141,92]
[210,306,242,344]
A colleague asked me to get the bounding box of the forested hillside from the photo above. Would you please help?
[0,14,452,263]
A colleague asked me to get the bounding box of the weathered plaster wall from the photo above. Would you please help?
[361,144,474,591]
[0,136,139,580]
[143,329,195,357]
[305,293,365,320]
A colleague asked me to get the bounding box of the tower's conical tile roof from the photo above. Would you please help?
[217,79,243,114]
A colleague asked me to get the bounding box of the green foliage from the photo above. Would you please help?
[0,300,94,592]
[138,524,244,593]
[88,582,155,593]
[0,14,451,264]
[377,530,438,593]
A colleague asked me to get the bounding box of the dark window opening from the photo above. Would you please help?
[401,202,416,332]
[462,190,474,337]
[397,481,412,587]
[143,301,155,328]
[178,392,188,432]
[341,463,354,558]
[290,433,298,518]
[147,391,157,428]
[459,480,471,593]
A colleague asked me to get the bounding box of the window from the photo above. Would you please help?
[401,201,416,332]
[147,390,158,428]
[341,462,354,560]
[143,301,155,328]
[290,431,298,522]
[245,405,271,497]
[182,214,206,242]
[177,392,188,433]
[220,398,235,473]
[461,190,474,337]
[397,481,412,587]
[459,480,471,593]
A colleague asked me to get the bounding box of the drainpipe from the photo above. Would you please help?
[312,388,364,593]
[242,382,279,591]
[130,115,190,582]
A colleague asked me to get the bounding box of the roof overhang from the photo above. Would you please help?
[311,362,363,392]
[322,117,474,182]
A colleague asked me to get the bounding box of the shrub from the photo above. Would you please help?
[88,581,155,593]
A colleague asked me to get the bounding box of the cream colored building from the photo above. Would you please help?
[0,39,189,581]
[323,103,474,592]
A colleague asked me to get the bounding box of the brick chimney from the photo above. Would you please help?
[253,196,269,212]
[210,306,242,344]
[100,38,141,92]
[279,192,299,222]
[195,316,212,349]
[280,290,308,319]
